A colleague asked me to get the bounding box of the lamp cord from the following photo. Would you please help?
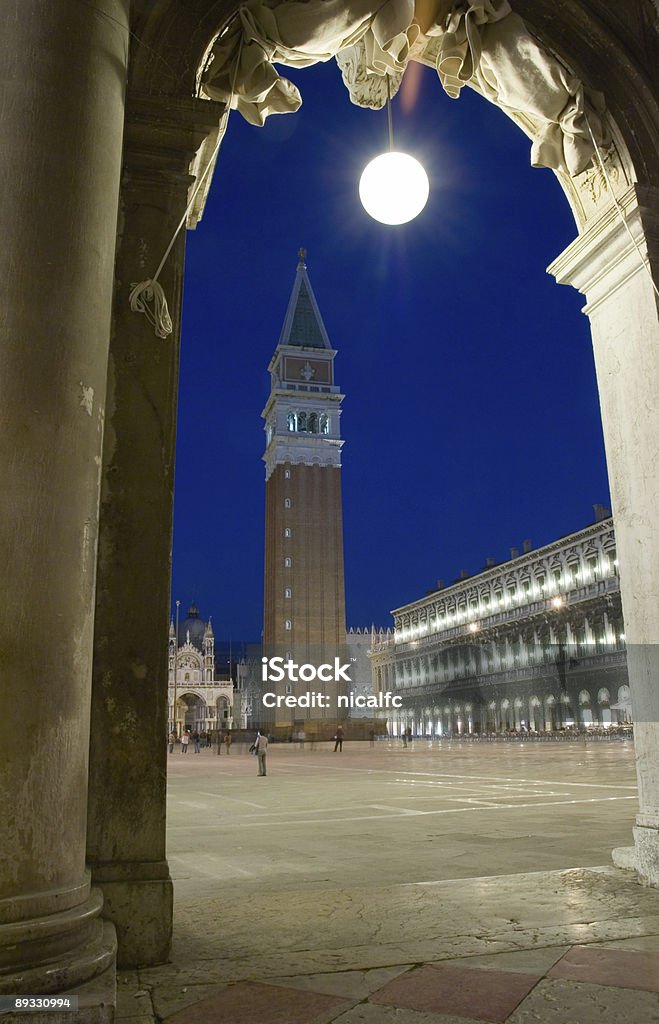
[387,74,394,152]
[584,113,659,300]
[129,31,244,337]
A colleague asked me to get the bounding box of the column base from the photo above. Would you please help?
[612,826,659,886]
[0,888,116,995]
[2,939,116,1024]
[92,865,172,968]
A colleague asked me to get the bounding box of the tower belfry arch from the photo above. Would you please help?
[0,0,658,1010]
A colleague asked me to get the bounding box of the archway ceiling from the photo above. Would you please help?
[129,1,657,204]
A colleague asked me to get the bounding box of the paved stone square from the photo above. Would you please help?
[119,739,659,1023]
[166,738,638,894]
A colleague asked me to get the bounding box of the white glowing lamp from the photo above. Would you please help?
[359,152,429,225]
[359,78,429,226]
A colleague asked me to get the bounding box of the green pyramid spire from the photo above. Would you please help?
[278,249,332,350]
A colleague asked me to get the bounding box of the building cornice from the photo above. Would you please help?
[392,517,615,617]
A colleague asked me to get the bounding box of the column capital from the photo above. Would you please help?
[124,93,225,165]
[547,184,659,314]
[122,93,227,212]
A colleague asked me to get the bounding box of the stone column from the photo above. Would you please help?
[549,185,659,884]
[86,93,224,967]
[0,0,128,1008]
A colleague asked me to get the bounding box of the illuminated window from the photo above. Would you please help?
[284,557,292,567]
[284,588,292,599]
[319,413,329,434]
[284,468,291,479]
[284,527,291,538]
[285,619,292,630]
[284,498,291,509]
[287,411,296,432]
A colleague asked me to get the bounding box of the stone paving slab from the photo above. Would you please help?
[507,979,659,1024]
[369,964,539,1023]
[150,982,229,1021]
[161,981,354,1024]
[115,988,154,1019]
[548,944,659,992]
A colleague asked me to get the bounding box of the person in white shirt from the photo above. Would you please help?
[254,731,268,776]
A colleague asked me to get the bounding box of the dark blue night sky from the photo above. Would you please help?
[171,58,610,641]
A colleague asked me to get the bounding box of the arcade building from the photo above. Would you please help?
[370,508,630,737]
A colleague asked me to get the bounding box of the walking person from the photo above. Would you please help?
[224,731,232,755]
[334,724,344,752]
[181,729,190,753]
[193,730,201,753]
[253,731,268,776]
[168,730,176,754]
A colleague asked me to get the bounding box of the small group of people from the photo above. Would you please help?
[168,729,231,753]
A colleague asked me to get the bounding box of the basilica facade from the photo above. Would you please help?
[167,604,234,735]
[370,509,630,738]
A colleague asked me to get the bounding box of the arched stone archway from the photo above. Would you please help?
[178,691,208,731]
[1,0,657,1004]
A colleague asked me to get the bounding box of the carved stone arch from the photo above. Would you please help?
[177,688,207,703]
[132,1,658,186]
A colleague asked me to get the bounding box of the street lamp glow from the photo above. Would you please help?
[359,151,429,225]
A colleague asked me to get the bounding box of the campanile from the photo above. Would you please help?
[262,251,347,724]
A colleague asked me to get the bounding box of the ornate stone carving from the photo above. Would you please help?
[335,39,403,110]
[580,143,622,205]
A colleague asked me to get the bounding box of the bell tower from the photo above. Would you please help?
[262,251,348,726]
